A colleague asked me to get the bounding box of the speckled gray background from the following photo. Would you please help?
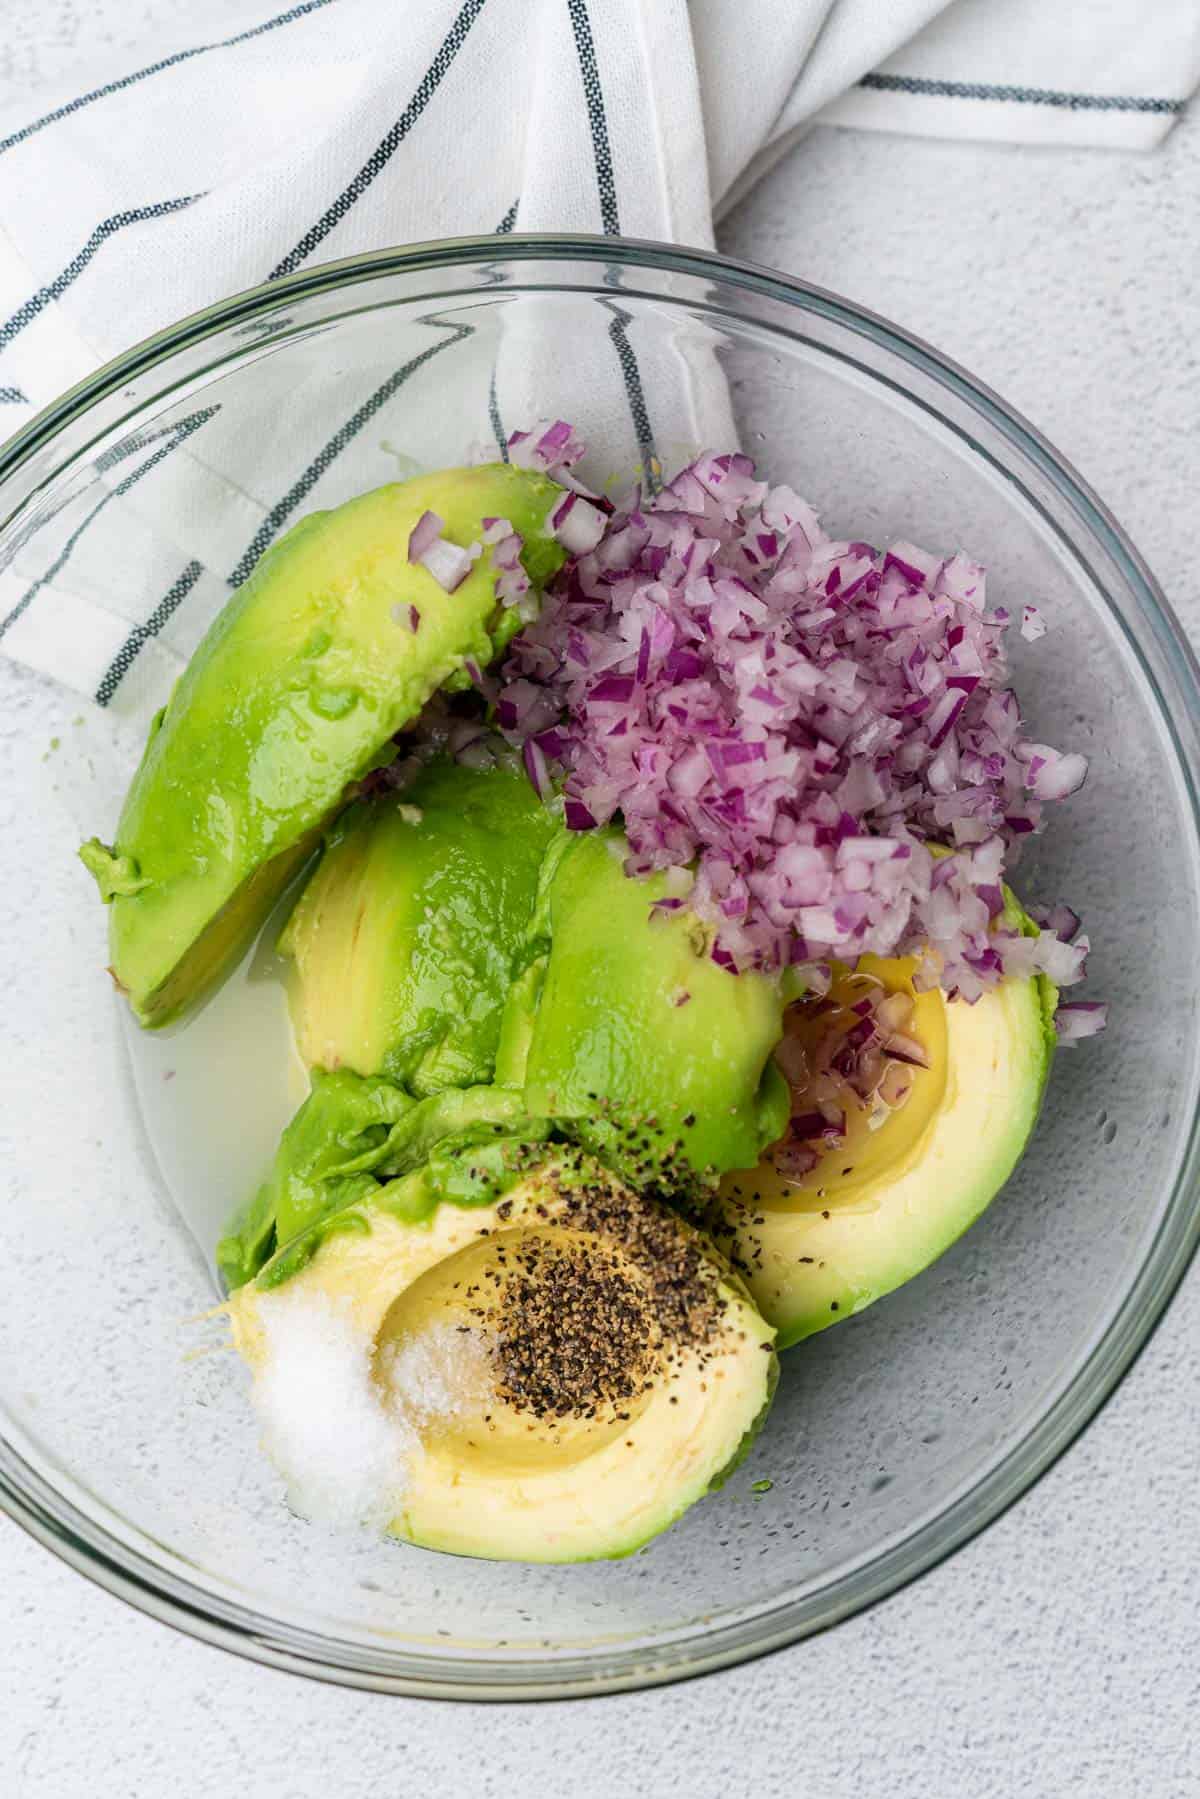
[3,6,1199,1795]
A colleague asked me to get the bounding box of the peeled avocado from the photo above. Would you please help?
[228,1151,777,1562]
[497,829,791,1196]
[281,756,558,1094]
[80,465,567,1027]
[715,896,1057,1347]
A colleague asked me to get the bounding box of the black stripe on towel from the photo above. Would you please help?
[95,561,205,707]
[604,304,654,466]
[0,1,338,158]
[857,73,1185,114]
[0,406,217,643]
[268,0,489,280]
[565,0,656,484]
[488,371,509,461]
[0,196,203,353]
[226,320,474,587]
[1,413,215,575]
[565,0,619,235]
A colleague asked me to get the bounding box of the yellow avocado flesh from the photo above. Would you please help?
[228,1159,776,1563]
[715,955,1054,1347]
[280,759,558,1094]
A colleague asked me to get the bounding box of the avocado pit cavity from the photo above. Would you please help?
[484,1233,661,1421]
[764,958,946,1197]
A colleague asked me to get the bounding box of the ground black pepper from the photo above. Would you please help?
[478,1160,724,1422]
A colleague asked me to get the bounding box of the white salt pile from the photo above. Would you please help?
[378,1323,492,1425]
[249,1290,492,1529]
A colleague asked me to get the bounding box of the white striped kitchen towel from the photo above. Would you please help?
[0,0,1196,724]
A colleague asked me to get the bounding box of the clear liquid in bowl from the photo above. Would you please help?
[122,923,307,1291]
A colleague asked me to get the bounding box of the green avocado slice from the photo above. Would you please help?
[81,464,567,1027]
[227,1149,778,1562]
[279,755,560,1095]
[712,890,1058,1347]
[496,829,791,1199]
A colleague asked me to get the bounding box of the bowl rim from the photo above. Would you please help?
[2,231,1199,1701]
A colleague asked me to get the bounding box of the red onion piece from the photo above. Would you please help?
[407,509,444,563]
[550,492,607,555]
[522,737,549,800]
[773,1141,820,1177]
[412,528,479,593]
[1018,743,1089,801]
[1030,901,1081,942]
[884,1032,931,1068]
[508,418,587,477]
[1055,1000,1108,1044]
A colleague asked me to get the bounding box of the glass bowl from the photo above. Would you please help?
[1,237,1198,1700]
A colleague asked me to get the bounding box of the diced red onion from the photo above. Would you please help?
[484,429,1095,1021]
[1055,1000,1108,1044]
[522,737,549,800]
[550,492,607,555]
[773,1141,819,1177]
[407,509,444,563]
[444,718,500,770]
[508,418,587,477]
[423,537,477,593]
[1017,743,1089,801]
[789,1110,846,1144]
[884,1032,931,1068]
[1030,901,1081,942]
[775,1038,809,1090]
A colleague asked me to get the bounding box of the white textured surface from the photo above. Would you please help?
[3,11,1199,1796]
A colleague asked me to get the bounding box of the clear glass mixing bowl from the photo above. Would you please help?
[1,238,1198,1699]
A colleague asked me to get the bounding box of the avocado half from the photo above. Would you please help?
[281,755,559,1095]
[80,465,567,1027]
[713,901,1058,1347]
[228,1149,777,1562]
[496,828,792,1198]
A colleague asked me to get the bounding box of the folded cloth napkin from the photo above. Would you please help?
[0,0,1196,724]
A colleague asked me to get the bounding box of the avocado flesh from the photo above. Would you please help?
[714,902,1057,1347]
[227,1151,777,1562]
[83,465,567,1027]
[216,1070,545,1291]
[281,756,559,1094]
[496,829,791,1198]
